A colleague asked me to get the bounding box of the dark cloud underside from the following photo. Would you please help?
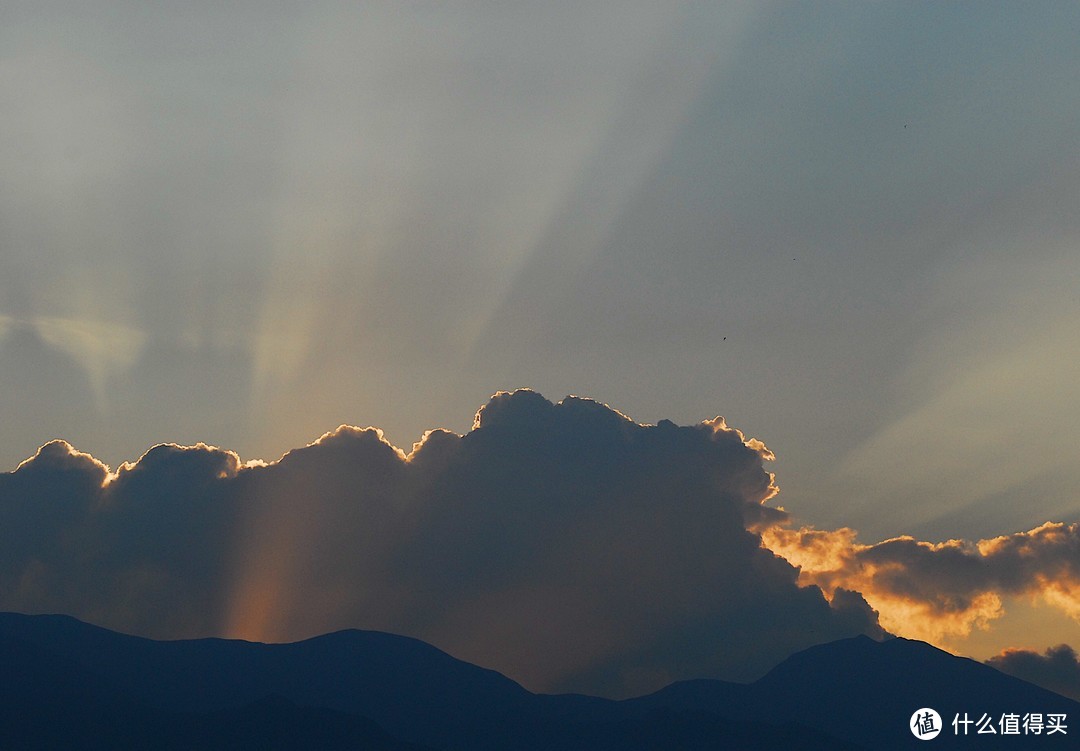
[988,645,1080,703]
[0,390,881,697]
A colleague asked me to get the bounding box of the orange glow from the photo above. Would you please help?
[224,558,292,643]
[223,425,410,643]
[763,520,1080,654]
[1040,577,1080,622]
[222,485,312,642]
[763,527,1002,644]
[761,526,859,577]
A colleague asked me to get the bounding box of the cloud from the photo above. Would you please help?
[0,439,244,635]
[32,316,146,403]
[987,644,1080,702]
[0,323,99,463]
[0,390,882,697]
[762,522,1080,645]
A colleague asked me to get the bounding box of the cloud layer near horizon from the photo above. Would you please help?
[762,522,1080,647]
[987,645,1080,702]
[0,390,882,698]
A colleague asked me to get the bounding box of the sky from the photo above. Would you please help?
[1,2,1079,697]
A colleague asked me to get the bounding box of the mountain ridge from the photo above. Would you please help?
[1,612,1076,750]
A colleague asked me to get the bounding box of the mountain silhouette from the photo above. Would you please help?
[633,635,1079,749]
[1,613,1076,749]
[0,633,428,750]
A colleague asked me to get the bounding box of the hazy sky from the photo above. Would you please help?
[2,2,1079,690]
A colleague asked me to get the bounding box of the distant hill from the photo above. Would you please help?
[0,613,1075,749]
[0,632,428,750]
[633,635,1079,749]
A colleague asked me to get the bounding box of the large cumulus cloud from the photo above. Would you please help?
[0,390,881,697]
